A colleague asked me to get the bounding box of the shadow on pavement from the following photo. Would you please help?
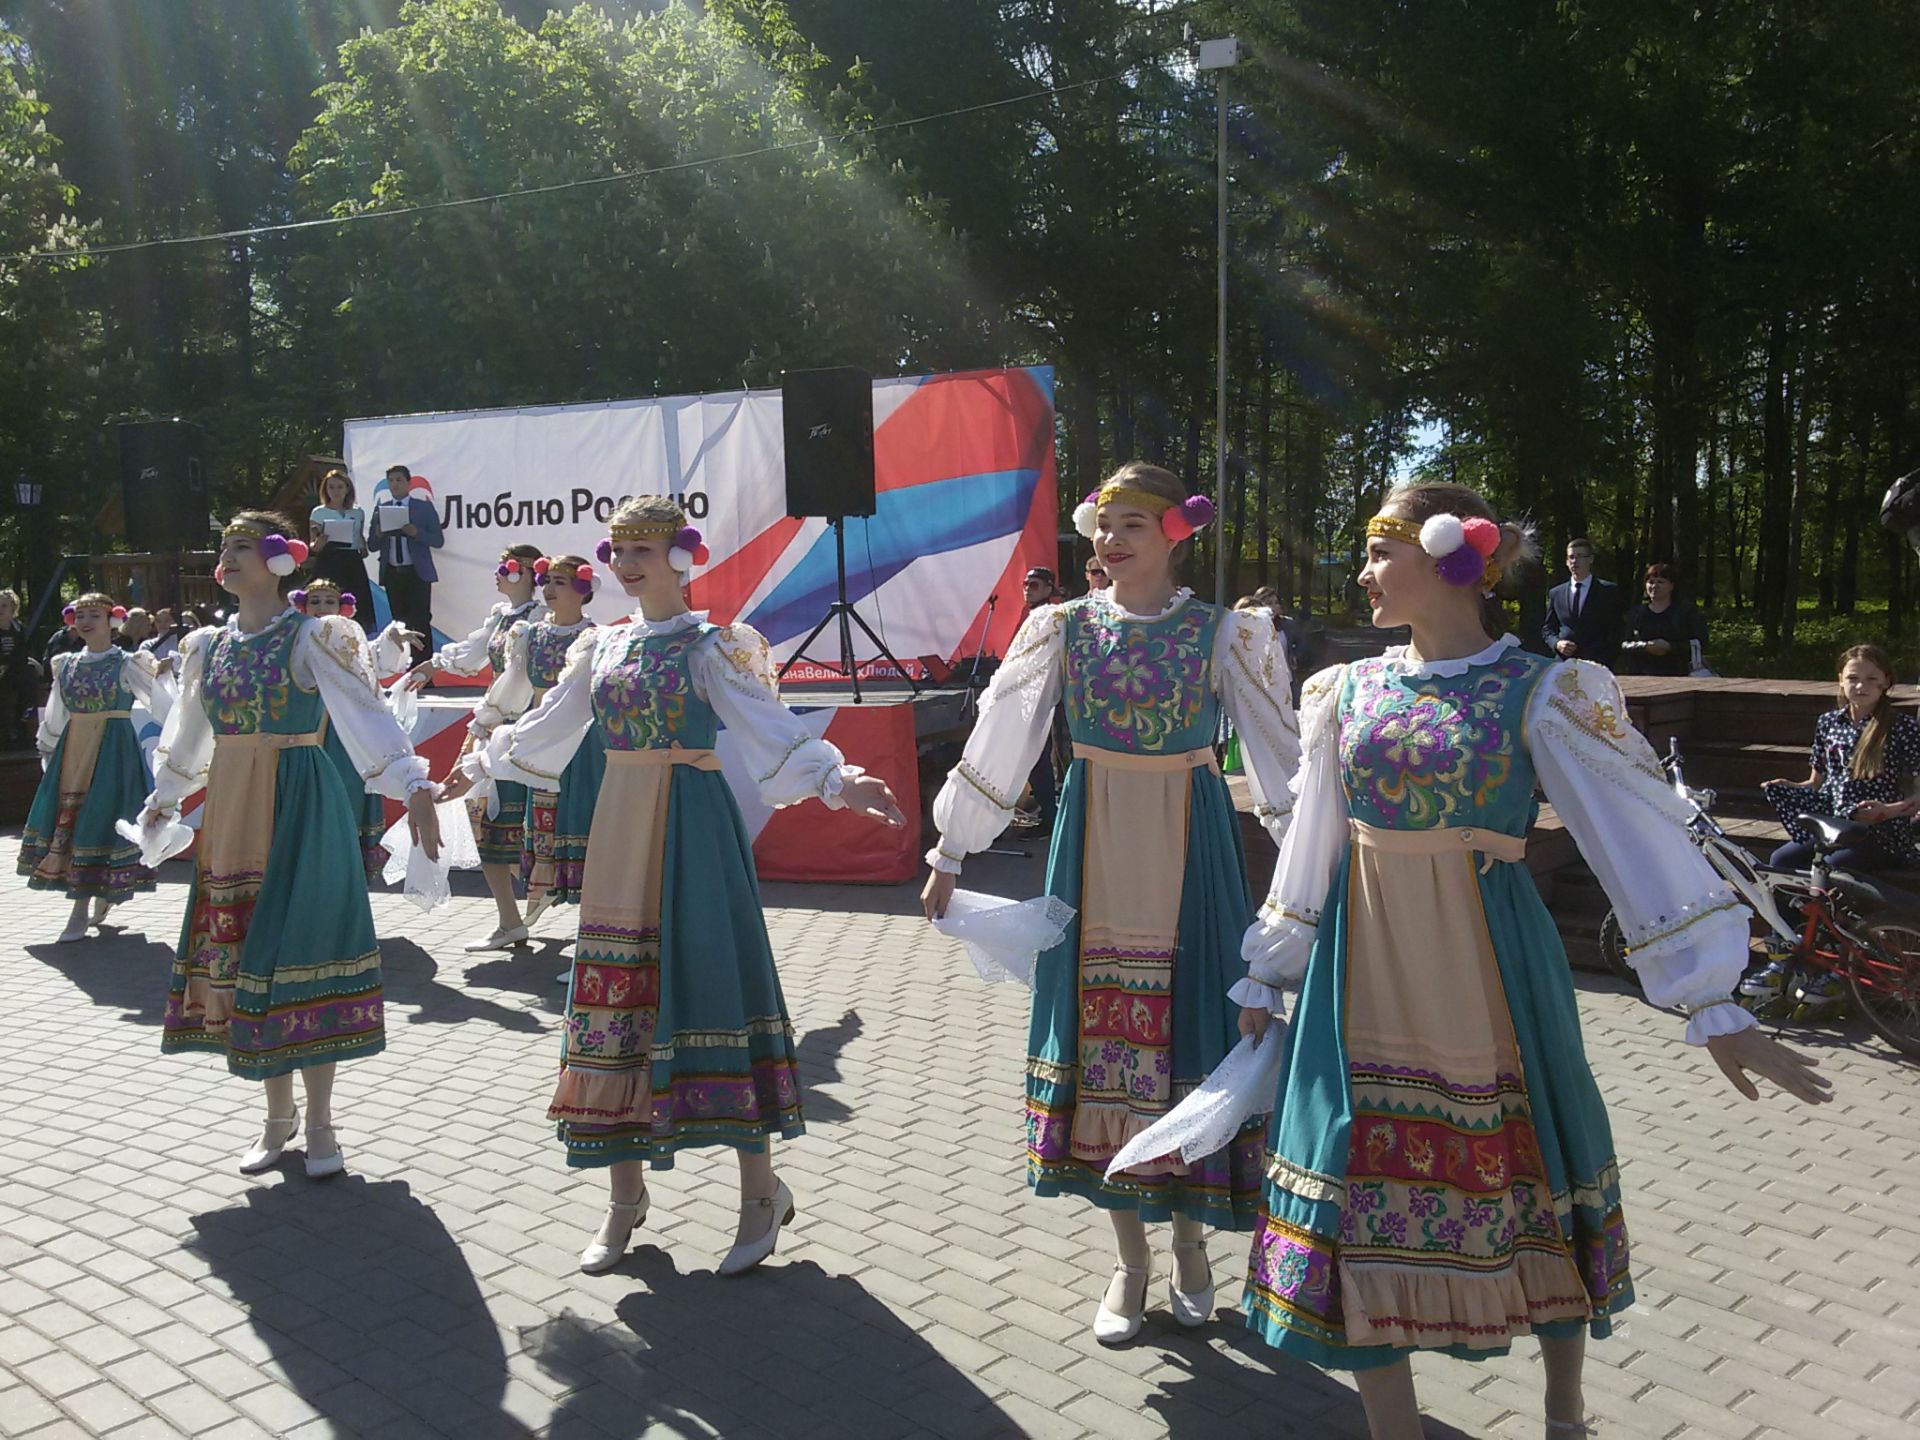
[523,1251,1025,1440]
[187,1177,512,1436]
[27,926,176,1026]
[792,1008,860,1126]
[1144,1306,1482,1440]
[378,934,548,1033]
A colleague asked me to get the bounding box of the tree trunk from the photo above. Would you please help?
[1783,355,1814,644]
[1257,348,1273,590]
[1758,311,1794,647]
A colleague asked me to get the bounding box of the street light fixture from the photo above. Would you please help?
[1197,37,1248,608]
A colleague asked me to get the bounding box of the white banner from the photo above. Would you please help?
[342,369,1057,679]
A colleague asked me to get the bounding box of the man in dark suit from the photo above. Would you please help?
[1542,536,1626,667]
[370,464,444,666]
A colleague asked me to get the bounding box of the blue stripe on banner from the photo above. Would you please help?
[748,468,1040,646]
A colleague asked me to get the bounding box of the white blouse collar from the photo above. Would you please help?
[71,645,126,664]
[227,608,301,638]
[1092,587,1193,622]
[1381,633,1518,678]
[625,609,707,637]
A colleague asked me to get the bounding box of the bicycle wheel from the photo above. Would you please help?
[1598,911,1641,989]
[1851,920,1920,1059]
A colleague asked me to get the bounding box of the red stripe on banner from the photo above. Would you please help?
[750,703,921,884]
[688,513,807,624]
[874,368,1055,493]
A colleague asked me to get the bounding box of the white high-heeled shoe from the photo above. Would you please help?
[238,1110,300,1174]
[579,1192,650,1274]
[718,1179,795,1276]
[463,924,530,952]
[1168,1237,1214,1327]
[523,889,553,929]
[1092,1262,1150,1345]
[303,1123,346,1179]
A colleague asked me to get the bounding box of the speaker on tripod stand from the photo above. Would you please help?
[776,367,919,701]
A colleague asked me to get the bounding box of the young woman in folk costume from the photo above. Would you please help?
[1236,482,1829,1440]
[485,555,604,931]
[19,593,173,942]
[141,512,441,1180]
[442,496,905,1275]
[405,543,545,951]
[288,579,412,882]
[921,462,1303,1345]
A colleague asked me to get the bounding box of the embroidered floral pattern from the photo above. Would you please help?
[60,652,130,713]
[1065,596,1215,752]
[202,616,298,734]
[527,620,595,690]
[592,628,702,751]
[1340,651,1541,829]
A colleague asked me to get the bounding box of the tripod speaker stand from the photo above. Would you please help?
[774,366,920,702]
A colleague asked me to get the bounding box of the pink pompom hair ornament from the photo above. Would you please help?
[666,525,708,574]
[213,563,228,588]
[568,563,596,597]
[61,603,75,625]
[339,592,358,618]
[111,605,128,621]
[1162,495,1217,543]
[496,558,524,579]
[532,557,553,580]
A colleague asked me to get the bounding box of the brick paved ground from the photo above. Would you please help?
[2,842,1918,1440]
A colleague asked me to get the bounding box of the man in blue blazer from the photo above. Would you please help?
[1542,536,1625,667]
[370,465,444,666]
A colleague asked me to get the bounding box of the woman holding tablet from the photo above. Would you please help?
[308,468,377,637]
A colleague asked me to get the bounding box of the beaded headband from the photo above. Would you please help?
[597,522,709,573]
[1073,483,1218,543]
[1366,512,1504,592]
[220,521,309,576]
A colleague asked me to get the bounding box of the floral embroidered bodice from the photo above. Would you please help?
[201,612,323,736]
[487,601,536,674]
[528,620,596,691]
[60,650,135,713]
[591,624,717,752]
[1338,649,1552,834]
[1062,595,1220,754]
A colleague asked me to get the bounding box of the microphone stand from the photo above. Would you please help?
[959,592,998,725]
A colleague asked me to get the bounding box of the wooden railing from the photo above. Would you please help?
[91,551,222,616]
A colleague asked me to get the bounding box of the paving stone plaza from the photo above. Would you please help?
[2,848,1917,1440]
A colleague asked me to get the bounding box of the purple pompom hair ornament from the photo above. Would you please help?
[1162,494,1216,543]
[1435,545,1488,587]
[595,538,613,564]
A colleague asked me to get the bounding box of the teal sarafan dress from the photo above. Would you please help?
[1239,638,1759,1370]
[18,647,167,901]
[149,612,431,1080]
[434,597,540,866]
[470,612,860,1169]
[929,590,1302,1227]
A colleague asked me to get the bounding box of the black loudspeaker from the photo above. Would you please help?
[119,419,209,547]
[782,367,875,519]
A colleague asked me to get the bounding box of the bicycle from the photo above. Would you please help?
[1597,740,1920,1059]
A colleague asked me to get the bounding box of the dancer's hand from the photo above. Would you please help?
[1237,1005,1271,1041]
[1706,1027,1832,1104]
[139,805,167,829]
[407,786,442,862]
[438,769,475,803]
[842,773,906,828]
[921,869,956,921]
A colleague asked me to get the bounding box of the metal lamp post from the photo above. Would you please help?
[1198,37,1246,608]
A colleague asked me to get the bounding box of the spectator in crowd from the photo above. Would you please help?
[370,464,444,666]
[1015,566,1065,840]
[1542,536,1626,666]
[308,467,378,637]
[1083,555,1110,594]
[116,607,156,651]
[1618,563,1710,677]
[0,588,42,750]
[42,614,85,666]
